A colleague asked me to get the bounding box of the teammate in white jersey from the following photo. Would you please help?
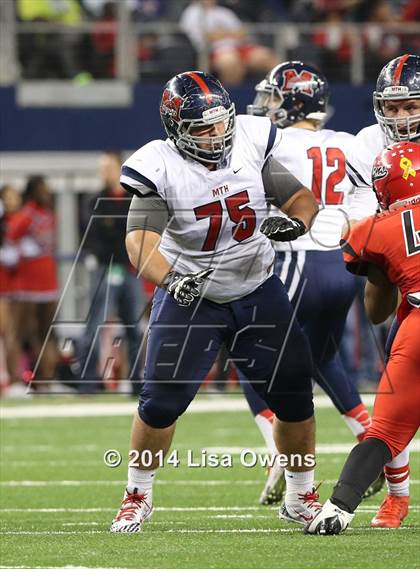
[110,71,321,533]
[245,61,375,510]
[348,54,420,221]
[343,54,420,529]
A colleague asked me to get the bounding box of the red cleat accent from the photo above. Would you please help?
[371,495,409,528]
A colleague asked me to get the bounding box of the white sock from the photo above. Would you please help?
[127,467,156,498]
[341,402,371,441]
[255,411,278,454]
[284,469,314,499]
[385,448,410,497]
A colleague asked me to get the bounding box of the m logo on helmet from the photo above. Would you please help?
[400,157,416,180]
[160,89,183,121]
[282,70,316,95]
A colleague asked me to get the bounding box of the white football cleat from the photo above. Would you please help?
[259,461,286,505]
[279,485,322,525]
[304,499,354,535]
[110,488,153,533]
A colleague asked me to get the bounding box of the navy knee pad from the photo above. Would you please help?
[138,394,188,428]
[267,392,314,422]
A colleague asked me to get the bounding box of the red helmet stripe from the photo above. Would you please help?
[392,54,410,86]
[186,72,213,103]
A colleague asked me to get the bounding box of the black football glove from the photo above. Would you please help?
[260,216,306,242]
[164,268,213,307]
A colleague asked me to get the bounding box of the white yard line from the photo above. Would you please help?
[0,528,300,535]
[1,505,419,513]
[0,477,419,487]
[0,527,416,537]
[0,565,127,569]
[0,567,130,569]
[0,394,376,419]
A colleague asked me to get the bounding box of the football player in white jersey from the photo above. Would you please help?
[245,62,375,511]
[110,71,322,533]
[342,54,420,529]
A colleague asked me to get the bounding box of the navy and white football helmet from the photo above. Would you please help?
[160,71,235,166]
[373,54,420,143]
[247,61,330,128]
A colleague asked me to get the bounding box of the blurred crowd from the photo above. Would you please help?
[0,151,391,397]
[0,177,59,396]
[0,154,150,397]
[16,0,420,84]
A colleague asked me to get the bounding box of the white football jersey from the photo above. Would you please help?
[122,115,280,303]
[346,124,387,221]
[272,126,355,251]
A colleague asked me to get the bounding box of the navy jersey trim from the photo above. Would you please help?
[264,123,277,161]
[346,170,359,188]
[346,160,370,188]
[121,182,142,197]
[121,165,158,193]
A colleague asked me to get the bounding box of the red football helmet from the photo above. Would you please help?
[372,141,420,210]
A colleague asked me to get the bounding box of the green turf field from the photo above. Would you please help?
[1,395,419,569]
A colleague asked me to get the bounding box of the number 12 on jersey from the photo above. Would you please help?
[307,147,346,205]
[194,190,256,251]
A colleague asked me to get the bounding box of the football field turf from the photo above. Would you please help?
[1,394,419,569]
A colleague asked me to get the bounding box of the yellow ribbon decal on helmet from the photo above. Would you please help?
[400,157,416,180]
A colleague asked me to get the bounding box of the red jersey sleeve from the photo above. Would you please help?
[340,216,377,276]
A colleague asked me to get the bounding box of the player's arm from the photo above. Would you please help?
[344,139,379,233]
[125,193,172,286]
[260,156,318,241]
[280,188,318,231]
[364,263,398,324]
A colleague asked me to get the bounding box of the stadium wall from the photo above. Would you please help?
[0,83,375,152]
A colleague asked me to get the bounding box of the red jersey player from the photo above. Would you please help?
[305,140,420,535]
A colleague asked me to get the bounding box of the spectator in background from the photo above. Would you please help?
[359,0,401,81]
[76,151,144,395]
[8,176,59,391]
[0,186,24,395]
[131,0,168,20]
[17,0,85,79]
[400,0,420,54]
[311,1,354,81]
[180,0,277,85]
[89,0,162,79]
[221,0,277,22]
[90,1,119,78]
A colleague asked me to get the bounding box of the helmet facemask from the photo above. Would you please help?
[175,103,236,165]
[373,88,420,143]
[247,81,290,127]
[247,76,328,129]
